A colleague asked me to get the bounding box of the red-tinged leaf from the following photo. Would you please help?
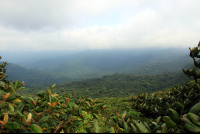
[2,94,6,99]
[122,113,126,119]
[3,113,8,124]
[42,127,47,131]
[0,121,4,125]
[30,124,43,133]
[116,112,120,117]
[5,93,10,98]
[48,102,52,107]
[66,98,70,103]
[53,102,58,107]
[32,100,36,107]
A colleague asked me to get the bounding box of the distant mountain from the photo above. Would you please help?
[18,47,190,78]
[46,48,191,79]
[0,62,74,88]
[18,48,159,71]
[0,50,83,64]
[0,47,192,88]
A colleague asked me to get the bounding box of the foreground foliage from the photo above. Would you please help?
[0,41,200,133]
[0,56,112,133]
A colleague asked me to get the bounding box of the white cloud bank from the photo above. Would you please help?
[0,0,200,51]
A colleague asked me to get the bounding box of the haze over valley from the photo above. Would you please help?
[0,46,194,98]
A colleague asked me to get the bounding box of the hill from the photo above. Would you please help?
[21,71,190,99]
[0,62,75,88]
[1,47,192,88]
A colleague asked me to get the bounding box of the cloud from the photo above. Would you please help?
[0,0,200,51]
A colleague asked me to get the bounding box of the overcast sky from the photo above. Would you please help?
[0,0,200,51]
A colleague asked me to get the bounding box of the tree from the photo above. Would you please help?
[183,41,200,83]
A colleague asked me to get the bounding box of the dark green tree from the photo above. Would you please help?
[183,41,200,83]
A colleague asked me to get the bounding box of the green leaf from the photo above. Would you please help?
[124,122,129,133]
[6,93,21,102]
[8,85,16,94]
[133,121,149,133]
[93,113,100,120]
[181,117,200,133]
[36,91,46,98]
[35,106,44,112]
[52,106,60,109]
[17,87,25,90]
[161,127,168,133]
[52,84,56,88]
[8,103,14,112]
[130,123,137,133]
[151,125,161,133]
[86,127,92,133]
[0,102,7,108]
[110,127,115,133]
[0,81,5,88]
[20,115,28,126]
[17,103,25,112]
[163,116,177,128]
[168,108,180,124]
[156,116,161,124]
[104,129,112,133]
[188,113,200,127]
[30,124,43,133]
[38,115,50,123]
[93,119,100,133]
[39,122,49,130]
[189,102,200,115]
[79,107,82,116]
[1,74,8,81]
[14,80,18,89]
[4,122,21,130]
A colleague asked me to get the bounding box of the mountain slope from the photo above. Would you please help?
[0,62,74,88]
[21,71,190,99]
[1,47,191,88]
[37,48,190,79]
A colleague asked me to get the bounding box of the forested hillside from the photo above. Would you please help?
[1,47,192,89]
[0,62,75,88]
[15,48,189,76]
[21,71,190,99]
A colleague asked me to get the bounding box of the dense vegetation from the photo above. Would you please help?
[1,42,200,133]
[21,72,189,99]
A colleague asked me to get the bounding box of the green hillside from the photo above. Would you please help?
[0,62,75,88]
[16,48,190,78]
[1,48,192,89]
[21,71,190,99]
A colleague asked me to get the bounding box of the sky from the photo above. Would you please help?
[0,0,200,51]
